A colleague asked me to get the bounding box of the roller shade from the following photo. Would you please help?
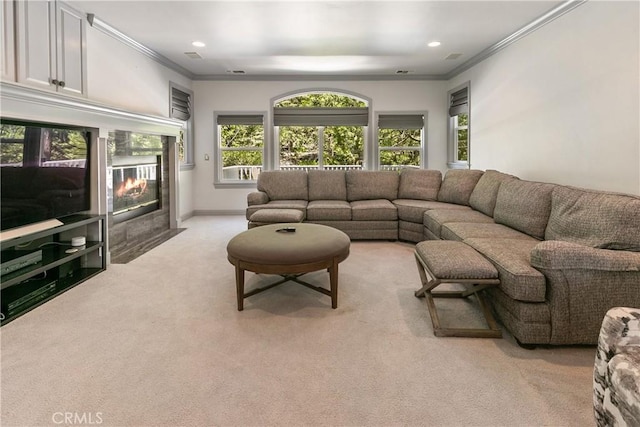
[217,115,264,125]
[448,87,468,117]
[273,107,369,126]
[378,114,424,129]
[171,88,191,121]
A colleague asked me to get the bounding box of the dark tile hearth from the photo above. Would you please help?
[110,228,185,264]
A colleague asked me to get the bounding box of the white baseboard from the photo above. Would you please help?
[192,210,245,216]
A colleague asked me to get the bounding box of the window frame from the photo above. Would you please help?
[213,111,266,188]
[169,82,195,171]
[270,90,373,171]
[275,124,366,171]
[375,111,428,170]
[447,82,471,169]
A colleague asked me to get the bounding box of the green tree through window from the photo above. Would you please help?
[276,93,366,169]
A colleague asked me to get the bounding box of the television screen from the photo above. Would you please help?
[0,119,91,231]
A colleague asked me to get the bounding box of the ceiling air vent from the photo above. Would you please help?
[445,53,463,60]
[184,51,202,59]
[226,70,245,74]
[395,70,410,74]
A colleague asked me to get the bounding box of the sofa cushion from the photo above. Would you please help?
[246,200,308,220]
[308,170,347,201]
[350,199,398,221]
[346,171,399,201]
[441,222,537,242]
[397,169,442,201]
[468,170,518,217]
[424,209,494,239]
[437,169,484,206]
[392,199,467,223]
[257,170,308,200]
[306,200,351,221]
[493,179,555,240]
[249,209,305,224]
[545,186,640,251]
[465,237,547,302]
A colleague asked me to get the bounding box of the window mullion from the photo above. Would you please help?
[318,126,324,169]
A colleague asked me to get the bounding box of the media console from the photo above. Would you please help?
[0,215,106,325]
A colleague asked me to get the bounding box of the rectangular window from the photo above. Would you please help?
[274,107,367,171]
[169,83,194,169]
[377,113,425,170]
[216,114,264,183]
[447,84,470,168]
[454,113,468,162]
[278,125,364,170]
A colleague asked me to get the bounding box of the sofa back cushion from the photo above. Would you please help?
[308,170,347,200]
[437,169,484,206]
[257,170,308,200]
[545,186,640,251]
[397,169,442,201]
[493,179,555,239]
[346,171,399,201]
[469,170,518,217]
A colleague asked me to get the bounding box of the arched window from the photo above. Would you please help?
[273,92,368,171]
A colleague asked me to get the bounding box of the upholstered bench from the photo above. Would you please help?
[248,208,304,228]
[414,240,502,338]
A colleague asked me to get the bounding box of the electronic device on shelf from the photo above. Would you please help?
[4,280,57,317]
[1,249,43,277]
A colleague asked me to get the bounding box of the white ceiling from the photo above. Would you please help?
[68,0,566,78]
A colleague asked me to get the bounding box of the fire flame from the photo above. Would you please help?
[116,177,147,198]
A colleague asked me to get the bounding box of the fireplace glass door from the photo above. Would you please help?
[110,155,161,223]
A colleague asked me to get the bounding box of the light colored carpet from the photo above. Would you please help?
[1,216,596,426]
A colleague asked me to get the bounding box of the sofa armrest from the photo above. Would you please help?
[248,191,269,206]
[531,240,640,272]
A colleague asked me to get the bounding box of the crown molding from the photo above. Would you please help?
[191,73,447,82]
[86,13,195,80]
[85,0,587,83]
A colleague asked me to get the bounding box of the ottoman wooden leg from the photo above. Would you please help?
[235,265,245,311]
[329,258,339,309]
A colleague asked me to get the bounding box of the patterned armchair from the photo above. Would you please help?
[594,307,640,426]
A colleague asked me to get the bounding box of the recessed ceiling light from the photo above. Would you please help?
[192,41,205,47]
[428,41,441,47]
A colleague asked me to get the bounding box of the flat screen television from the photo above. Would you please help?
[0,119,92,232]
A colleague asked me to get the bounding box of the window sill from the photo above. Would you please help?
[447,161,469,170]
[214,181,258,189]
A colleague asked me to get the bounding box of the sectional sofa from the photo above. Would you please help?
[246,169,640,346]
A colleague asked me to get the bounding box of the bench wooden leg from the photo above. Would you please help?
[414,251,502,338]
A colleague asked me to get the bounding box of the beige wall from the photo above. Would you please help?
[190,80,448,213]
[448,1,640,195]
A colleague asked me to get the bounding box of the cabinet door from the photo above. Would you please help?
[56,2,86,96]
[1,0,16,82]
[16,0,57,92]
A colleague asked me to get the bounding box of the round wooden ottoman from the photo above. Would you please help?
[227,223,350,310]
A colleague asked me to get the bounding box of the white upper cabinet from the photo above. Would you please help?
[16,0,87,96]
[1,0,16,81]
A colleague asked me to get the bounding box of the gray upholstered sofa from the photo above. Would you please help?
[246,169,640,345]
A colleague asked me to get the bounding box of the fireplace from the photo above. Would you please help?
[107,131,179,264]
[111,155,161,224]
